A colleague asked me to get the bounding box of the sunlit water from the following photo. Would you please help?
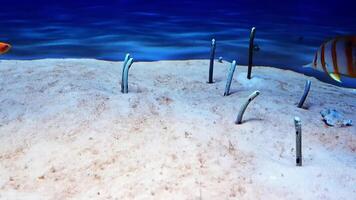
[1,1,355,87]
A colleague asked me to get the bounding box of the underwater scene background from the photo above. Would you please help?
[1,0,355,87]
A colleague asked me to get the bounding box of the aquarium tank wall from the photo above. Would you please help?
[1,0,355,86]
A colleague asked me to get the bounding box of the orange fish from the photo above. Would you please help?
[305,36,356,82]
[0,42,11,54]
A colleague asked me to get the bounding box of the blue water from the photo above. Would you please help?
[1,0,356,87]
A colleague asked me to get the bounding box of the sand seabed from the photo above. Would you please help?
[0,59,355,199]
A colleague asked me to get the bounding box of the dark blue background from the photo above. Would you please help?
[1,0,355,86]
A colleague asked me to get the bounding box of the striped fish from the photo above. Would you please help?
[306,36,356,82]
[0,42,11,54]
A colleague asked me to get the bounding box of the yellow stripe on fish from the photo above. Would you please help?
[345,37,355,77]
[320,43,328,72]
[310,36,356,82]
[331,38,340,76]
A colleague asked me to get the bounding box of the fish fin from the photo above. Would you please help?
[329,73,342,83]
[303,63,313,68]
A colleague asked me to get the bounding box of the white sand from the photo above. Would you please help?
[0,59,355,200]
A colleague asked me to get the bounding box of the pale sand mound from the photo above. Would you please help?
[0,59,355,200]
